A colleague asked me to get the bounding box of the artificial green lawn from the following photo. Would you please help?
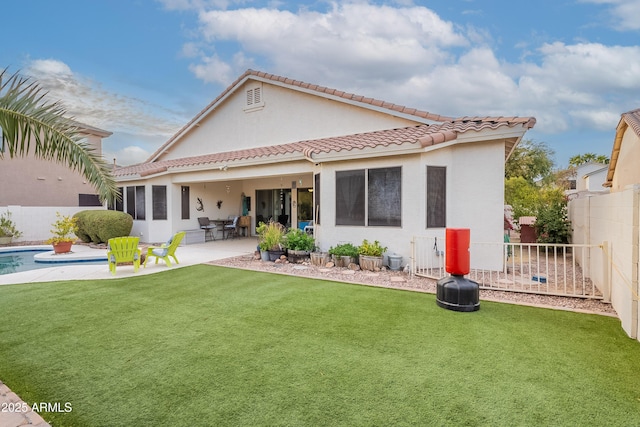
[1,265,639,426]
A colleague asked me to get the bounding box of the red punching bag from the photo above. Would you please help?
[445,228,470,276]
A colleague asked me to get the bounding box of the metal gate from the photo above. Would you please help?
[411,236,610,300]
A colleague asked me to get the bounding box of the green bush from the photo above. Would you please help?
[0,211,22,238]
[256,221,285,251]
[358,239,387,257]
[74,210,133,244]
[534,199,571,244]
[328,243,359,258]
[283,228,315,252]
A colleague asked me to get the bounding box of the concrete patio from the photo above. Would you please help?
[0,237,258,286]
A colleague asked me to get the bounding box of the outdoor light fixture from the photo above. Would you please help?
[226,185,231,194]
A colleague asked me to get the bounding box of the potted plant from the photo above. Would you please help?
[358,239,387,271]
[46,212,79,254]
[328,242,359,267]
[0,211,22,245]
[257,220,285,261]
[283,228,315,262]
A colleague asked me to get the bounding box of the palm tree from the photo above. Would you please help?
[0,68,118,203]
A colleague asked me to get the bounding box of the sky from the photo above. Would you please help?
[1,0,639,167]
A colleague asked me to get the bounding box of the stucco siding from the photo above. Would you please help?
[0,133,105,207]
[159,82,420,161]
[611,129,640,191]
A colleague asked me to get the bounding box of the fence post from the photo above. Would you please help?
[410,237,415,277]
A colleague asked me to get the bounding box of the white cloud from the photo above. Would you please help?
[190,3,467,86]
[103,145,152,167]
[581,0,640,31]
[183,3,640,139]
[189,54,234,84]
[23,59,187,165]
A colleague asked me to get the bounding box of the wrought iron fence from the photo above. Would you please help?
[411,236,609,300]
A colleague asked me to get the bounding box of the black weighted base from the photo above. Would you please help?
[436,275,480,312]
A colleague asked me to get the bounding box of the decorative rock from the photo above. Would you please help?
[325,262,335,268]
[253,251,261,260]
[280,255,287,260]
[274,259,283,264]
[348,263,360,271]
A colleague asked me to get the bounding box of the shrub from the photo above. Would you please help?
[328,243,359,258]
[74,210,133,244]
[257,221,285,251]
[45,213,78,245]
[358,239,387,257]
[0,211,22,238]
[534,199,571,244]
[283,228,315,252]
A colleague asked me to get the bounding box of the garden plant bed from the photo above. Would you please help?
[209,254,617,316]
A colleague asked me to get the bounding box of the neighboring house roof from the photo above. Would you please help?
[584,166,608,178]
[114,116,535,178]
[71,120,113,138]
[604,108,640,187]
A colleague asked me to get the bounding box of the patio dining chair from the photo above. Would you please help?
[224,216,239,239]
[144,231,186,268]
[106,236,141,276]
[198,217,217,241]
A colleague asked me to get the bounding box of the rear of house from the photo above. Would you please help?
[112,70,535,267]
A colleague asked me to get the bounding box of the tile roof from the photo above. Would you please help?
[622,108,640,137]
[114,116,535,178]
[605,107,640,187]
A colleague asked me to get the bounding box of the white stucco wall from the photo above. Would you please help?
[569,188,640,340]
[1,205,104,242]
[161,81,420,161]
[312,140,506,269]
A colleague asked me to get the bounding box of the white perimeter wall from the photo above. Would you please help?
[1,206,105,242]
[569,187,640,340]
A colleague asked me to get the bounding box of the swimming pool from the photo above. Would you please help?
[0,249,107,275]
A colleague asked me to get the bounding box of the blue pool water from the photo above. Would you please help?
[0,250,106,275]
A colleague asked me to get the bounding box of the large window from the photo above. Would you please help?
[152,185,167,220]
[79,194,102,207]
[335,167,401,227]
[368,167,401,226]
[336,170,365,226]
[426,166,446,228]
[126,186,146,220]
[181,186,190,220]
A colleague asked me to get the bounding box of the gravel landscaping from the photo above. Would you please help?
[209,252,617,316]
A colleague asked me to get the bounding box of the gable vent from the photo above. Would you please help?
[244,85,264,111]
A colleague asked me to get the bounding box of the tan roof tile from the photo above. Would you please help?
[114,117,534,178]
[622,108,640,137]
